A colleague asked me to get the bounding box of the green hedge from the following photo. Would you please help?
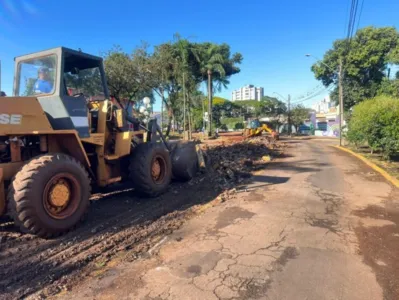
[220,117,244,130]
[347,96,399,159]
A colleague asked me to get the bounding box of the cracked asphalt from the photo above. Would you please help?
[56,138,399,300]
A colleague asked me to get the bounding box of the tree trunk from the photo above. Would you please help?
[160,87,164,131]
[165,106,173,137]
[174,117,177,134]
[182,72,187,139]
[207,69,213,136]
[202,97,205,131]
[187,92,192,140]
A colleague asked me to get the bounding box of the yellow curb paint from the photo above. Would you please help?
[332,145,399,188]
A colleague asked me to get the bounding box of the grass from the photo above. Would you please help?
[346,145,399,180]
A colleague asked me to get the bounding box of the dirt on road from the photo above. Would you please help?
[0,135,281,299]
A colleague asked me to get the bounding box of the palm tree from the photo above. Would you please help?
[195,43,226,136]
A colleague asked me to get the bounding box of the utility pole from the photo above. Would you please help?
[338,59,344,146]
[287,94,291,135]
[207,70,212,137]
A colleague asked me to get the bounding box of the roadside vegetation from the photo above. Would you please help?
[102,36,243,137]
[102,35,309,137]
[312,26,399,167]
[345,96,399,179]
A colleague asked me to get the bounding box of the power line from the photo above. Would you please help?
[292,85,334,105]
[346,0,355,41]
[345,0,357,54]
[350,0,360,39]
[355,0,365,34]
[345,0,363,55]
[294,84,326,99]
[343,0,351,37]
[293,84,332,101]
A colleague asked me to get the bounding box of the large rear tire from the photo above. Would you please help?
[170,141,199,181]
[8,154,91,238]
[129,143,172,197]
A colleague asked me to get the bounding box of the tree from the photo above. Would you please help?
[102,39,242,138]
[311,26,399,110]
[103,45,153,110]
[194,43,242,135]
[290,105,310,132]
[147,42,177,136]
[261,96,287,130]
[232,97,286,127]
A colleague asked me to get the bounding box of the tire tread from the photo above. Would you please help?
[7,153,91,238]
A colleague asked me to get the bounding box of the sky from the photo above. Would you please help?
[1,0,399,111]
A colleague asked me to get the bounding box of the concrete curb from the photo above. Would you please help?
[332,145,399,188]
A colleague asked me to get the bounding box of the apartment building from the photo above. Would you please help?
[231,85,264,101]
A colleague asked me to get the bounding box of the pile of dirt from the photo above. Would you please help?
[203,136,283,189]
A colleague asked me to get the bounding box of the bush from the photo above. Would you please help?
[221,117,244,130]
[347,96,399,159]
[220,124,228,131]
[234,122,244,130]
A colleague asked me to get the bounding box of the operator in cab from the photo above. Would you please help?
[34,67,53,94]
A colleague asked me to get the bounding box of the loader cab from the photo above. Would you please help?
[13,47,109,138]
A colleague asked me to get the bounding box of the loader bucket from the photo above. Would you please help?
[169,141,200,181]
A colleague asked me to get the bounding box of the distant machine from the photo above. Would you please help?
[243,118,279,140]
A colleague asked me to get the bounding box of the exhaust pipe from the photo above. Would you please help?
[0,60,5,97]
[0,60,4,97]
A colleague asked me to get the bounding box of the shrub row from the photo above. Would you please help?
[347,96,399,159]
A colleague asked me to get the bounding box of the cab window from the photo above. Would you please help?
[17,55,56,96]
[63,56,106,101]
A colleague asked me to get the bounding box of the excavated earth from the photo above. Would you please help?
[0,135,282,299]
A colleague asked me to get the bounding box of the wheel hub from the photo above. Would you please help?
[151,159,161,180]
[49,180,70,207]
[43,173,81,220]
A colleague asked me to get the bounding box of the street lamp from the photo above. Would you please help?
[305,54,344,146]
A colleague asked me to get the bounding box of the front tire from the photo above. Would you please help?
[129,143,172,197]
[170,141,199,181]
[8,154,91,238]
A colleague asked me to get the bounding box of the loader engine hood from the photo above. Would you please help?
[0,97,53,134]
[0,96,90,137]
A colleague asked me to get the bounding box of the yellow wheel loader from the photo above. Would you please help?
[243,119,279,140]
[0,47,199,238]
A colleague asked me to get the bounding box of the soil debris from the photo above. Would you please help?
[0,134,283,299]
[204,136,283,189]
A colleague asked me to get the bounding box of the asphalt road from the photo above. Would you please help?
[57,138,399,300]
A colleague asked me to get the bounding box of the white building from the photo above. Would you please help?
[231,85,264,101]
[311,95,333,113]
